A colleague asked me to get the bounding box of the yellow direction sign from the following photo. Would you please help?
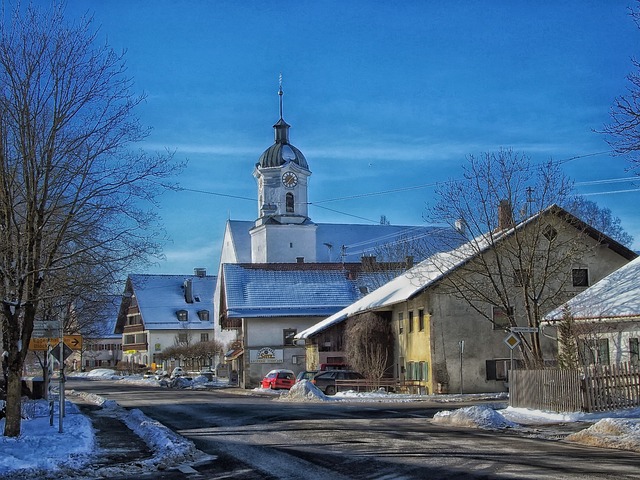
[28,335,83,351]
[64,335,82,350]
[29,337,58,351]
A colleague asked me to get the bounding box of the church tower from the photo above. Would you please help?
[249,79,317,263]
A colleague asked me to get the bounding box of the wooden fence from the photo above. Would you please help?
[510,362,640,413]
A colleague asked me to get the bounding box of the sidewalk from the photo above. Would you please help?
[69,394,153,469]
[62,390,210,479]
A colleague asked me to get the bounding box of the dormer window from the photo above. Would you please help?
[197,310,210,321]
[286,192,294,213]
[177,310,188,321]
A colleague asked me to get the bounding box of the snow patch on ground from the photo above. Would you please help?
[0,400,94,479]
[433,405,517,430]
[279,380,329,401]
[566,418,640,452]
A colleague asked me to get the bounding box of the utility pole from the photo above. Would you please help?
[458,340,465,394]
[58,319,65,433]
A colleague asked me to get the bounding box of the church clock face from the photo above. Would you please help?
[282,171,298,188]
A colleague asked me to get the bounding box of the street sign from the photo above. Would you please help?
[510,326,539,333]
[29,337,58,351]
[50,343,73,362]
[63,335,82,350]
[34,320,60,330]
[29,335,82,351]
[32,320,60,339]
[504,333,520,350]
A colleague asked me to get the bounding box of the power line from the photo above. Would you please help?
[580,188,640,197]
[312,151,618,205]
[173,186,256,203]
[312,182,441,205]
[166,151,633,215]
[575,177,637,186]
[557,151,612,164]
[312,204,380,223]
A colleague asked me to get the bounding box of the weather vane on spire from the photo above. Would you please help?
[278,73,284,120]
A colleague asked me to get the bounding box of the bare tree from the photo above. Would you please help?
[157,340,224,371]
[566,197,633,247]
[345,312,393,381]
[602,3,640,168]
[0,4,180,436]
[362,229,462,290]
[427,149,603,368]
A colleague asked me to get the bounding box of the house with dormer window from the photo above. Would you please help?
[115,269,215,370]
[296,205,637,394]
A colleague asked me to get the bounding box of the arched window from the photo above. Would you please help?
[286,192,294,213]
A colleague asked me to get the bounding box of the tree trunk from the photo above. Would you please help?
[4,369,23,437]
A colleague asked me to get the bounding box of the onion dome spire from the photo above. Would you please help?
[257,75,308,169]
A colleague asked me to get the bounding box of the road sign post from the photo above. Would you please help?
[504,333,520,379]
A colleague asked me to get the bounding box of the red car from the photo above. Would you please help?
[261,369,296,390]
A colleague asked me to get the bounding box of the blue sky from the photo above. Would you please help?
[65,1,640,275]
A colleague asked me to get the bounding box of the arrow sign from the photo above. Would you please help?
[63,335,83,350]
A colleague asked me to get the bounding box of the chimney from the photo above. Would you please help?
[455,218,466,235]
[184,279,194,303]
[497,200,514,231]
[194,267,206,277]
[405,255,414,269]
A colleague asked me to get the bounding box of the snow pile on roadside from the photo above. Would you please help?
[0,400,94,479]
[566,418,640,452]
[81,368,121,379]
[433,405,516,430]
[280,380,329,401]
[73,368,229,390]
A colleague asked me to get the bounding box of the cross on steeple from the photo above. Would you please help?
[278,73,284,120]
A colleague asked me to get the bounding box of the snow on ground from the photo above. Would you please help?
[1,370,640,479]
[433,405,517,429]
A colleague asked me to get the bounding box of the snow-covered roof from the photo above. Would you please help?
[120,274,216,331]
[226,220,458,263]
[222,263,380,318]
[297,204,637,339]
[544,256,640,322]
[296,247,466,339]
[227,221,253,263]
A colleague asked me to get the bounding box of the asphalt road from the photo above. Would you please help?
[68,379,640,480]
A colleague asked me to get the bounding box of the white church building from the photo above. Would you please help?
[214,83,458,387]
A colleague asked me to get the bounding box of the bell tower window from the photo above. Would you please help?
[286,192,294,213]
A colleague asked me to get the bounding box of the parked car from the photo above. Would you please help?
[261,369,296,390]
[198,368,216,381]
[170,367,185,378]
[296,370,318,383]
[319,363,348,371]
[311,370,364,395]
